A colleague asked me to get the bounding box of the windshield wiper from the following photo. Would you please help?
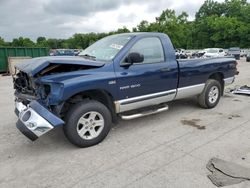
[80,54,96,60]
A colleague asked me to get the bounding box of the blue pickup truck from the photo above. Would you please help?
[13,32,238,147]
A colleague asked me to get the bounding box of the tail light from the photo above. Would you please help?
[235,60,239,75]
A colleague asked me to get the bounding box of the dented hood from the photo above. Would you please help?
[15,56,105,76]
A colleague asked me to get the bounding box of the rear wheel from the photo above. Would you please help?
[64,100,112,147]
[198,79,222,109]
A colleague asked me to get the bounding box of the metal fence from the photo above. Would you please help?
[0,47,49,72]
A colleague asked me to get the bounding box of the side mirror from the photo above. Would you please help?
[121,52,144,67]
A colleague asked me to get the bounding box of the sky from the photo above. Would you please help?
[0,0,227,41]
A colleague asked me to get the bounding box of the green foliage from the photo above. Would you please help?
[224,0,248,18]
[133,10,190,48]
[195,0,225,20]
[156,10,189,48]
[11,37,35,47]
[0,37,5,47]
[193,0,250,48]
[133,20,150,32]
[36,37,47,47]
[0,0,249,49]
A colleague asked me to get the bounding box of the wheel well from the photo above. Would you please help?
[208,72,224,95]
[62,90,117,123]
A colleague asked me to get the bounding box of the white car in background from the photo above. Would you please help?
[204,48,226,58]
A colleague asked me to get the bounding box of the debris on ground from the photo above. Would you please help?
[233,99,242,102]
[231,85,250,96]
[207,157,250,187]
[181,119,205,130]
[228,114,241,119]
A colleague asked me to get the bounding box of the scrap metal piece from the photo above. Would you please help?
[207,170,244,187]
[207,158,250,187]
[232,85,250,96]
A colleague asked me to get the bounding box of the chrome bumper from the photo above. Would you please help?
[224,76,235,86]
[15,101,64,141]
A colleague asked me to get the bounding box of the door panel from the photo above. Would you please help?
[114,37,179,112]
[116,63,177,99]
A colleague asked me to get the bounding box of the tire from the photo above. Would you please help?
[198,79,222,109]
[63,100,112,147]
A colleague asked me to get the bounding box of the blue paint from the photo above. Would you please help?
[15,32,238,123]
[29,101,64,126]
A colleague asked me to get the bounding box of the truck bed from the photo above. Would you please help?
[178,57,237,88]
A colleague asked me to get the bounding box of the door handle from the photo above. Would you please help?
[160,68,171,72]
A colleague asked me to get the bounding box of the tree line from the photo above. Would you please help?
[0,0,249,49]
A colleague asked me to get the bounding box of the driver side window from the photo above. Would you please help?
[129,37,165,64]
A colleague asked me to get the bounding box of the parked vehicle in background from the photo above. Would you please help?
[175,48,188,59]
[204,48,226,58]
[228,47,240,60]
[13,32,238,147]
[74,49,82,56]
[49,49,75,56]
[246,52,250,62]
[185,51,193,58]
[240,50,247,57]
[192,48,209,58]
[49,49,55,56]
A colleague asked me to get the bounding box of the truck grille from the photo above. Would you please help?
[13,71,35,95]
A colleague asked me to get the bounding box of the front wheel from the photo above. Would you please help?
[64,100,112,147]
[198,79,222,109]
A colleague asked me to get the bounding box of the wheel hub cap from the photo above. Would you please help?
[77,111,104,140]
[208,86,219,104]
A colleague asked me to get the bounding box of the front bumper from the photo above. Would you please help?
[15,101,64,141]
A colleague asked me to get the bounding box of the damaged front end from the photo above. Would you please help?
[13,71,38,102]
[13,71,65,141]
[13,57,104,141]
[15,101,64,141]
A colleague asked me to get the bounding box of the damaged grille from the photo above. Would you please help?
[13,71,36,95]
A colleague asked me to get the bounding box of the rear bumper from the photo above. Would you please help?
[224,76,235,86]
[15,101,64,141]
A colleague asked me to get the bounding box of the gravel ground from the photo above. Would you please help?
[0,59,250,188]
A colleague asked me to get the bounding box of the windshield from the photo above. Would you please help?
[79,35,133,61]
[207,49,219,53]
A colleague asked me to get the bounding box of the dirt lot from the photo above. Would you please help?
[0,59,250,188]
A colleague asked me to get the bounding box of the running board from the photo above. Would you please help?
[120,105,169,120]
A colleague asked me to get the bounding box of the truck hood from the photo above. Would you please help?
[15,56,105,76]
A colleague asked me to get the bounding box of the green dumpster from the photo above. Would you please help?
[0,47,49,72]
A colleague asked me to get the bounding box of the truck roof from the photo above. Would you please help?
[114,32,168,37]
